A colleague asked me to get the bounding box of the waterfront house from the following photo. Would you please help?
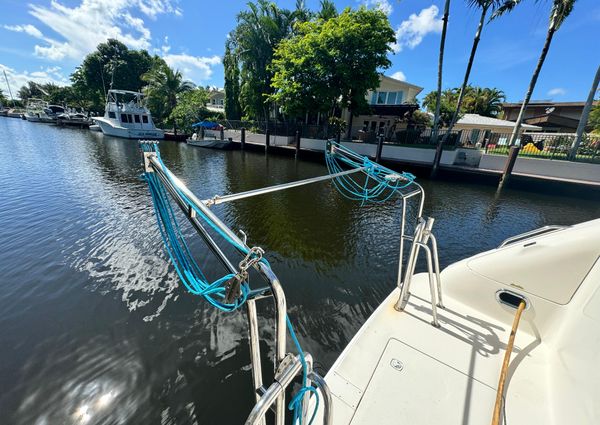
[206,88,225,113]
[343,74,423,139]
[501,101,599,133]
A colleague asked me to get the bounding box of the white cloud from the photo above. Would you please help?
[3,24,44,39]
[0,63,69,97]
[6,0,181,61]
[391,5,443,53]
[390,71,406,81]
[163,54,222,85]
[548,87,566,97]
[361,0,393,16]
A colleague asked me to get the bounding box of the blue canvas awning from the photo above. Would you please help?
[192,121,219,129]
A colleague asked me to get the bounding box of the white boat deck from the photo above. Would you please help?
[315,219,600,424]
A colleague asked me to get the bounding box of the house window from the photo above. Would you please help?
[371,92,377,104]
[134,115,141,123]
[377,92,387,104]
[396,91,404,104]
[370,121,377,131]
[121,113,128,122]
[108,111,116,119]
[387,92,397,105]
[212,99,216,104]
[142,115,149,123]
[128,115,133,123]
[363,121,369,131]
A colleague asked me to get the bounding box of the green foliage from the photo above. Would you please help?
[17,81,45,100]
[589,102,600,134]
[70,39,159,113]
[229,0,301,121]
[270,7,395,119]
[328,117,347,135]
[410,110,433,128]
[493,0,576,29]
[168,89,211,134]
[223,41,242,120]
[317,0,338,20]
[0,88,9,105]
[423,85,505,125]
[142,61,194,128]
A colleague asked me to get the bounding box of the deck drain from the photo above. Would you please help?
[390,358,404,372]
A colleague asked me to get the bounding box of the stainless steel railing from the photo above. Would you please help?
[498,225,567,248]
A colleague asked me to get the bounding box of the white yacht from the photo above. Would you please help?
[94,90,163,139]
[24,99,65,123]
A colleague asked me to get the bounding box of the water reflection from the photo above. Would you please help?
[0,118,598,424]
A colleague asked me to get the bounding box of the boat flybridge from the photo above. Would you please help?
[138,140,600,425]
[94,89,163,139]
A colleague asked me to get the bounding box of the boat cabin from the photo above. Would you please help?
[103,90,157,129]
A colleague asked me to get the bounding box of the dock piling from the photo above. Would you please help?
[265,129,270,153]
[241,127,246,150]
[376,136,384,162]
[220,128,225,141]
[295,130,301,158]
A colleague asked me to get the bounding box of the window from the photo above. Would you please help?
[134,115,140,123]
[370,121,377,131]
[142,115,149,123]
[128,115,133,123]
[212,99,216,104]
[121,113,128,122]
[387,92,397,105]
[363,121,369,131]
[396,91,404,104]
[371,92,377,105]
[377,92,387,104]
[108,111,116,119]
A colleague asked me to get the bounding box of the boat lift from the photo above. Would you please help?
[140,140,442,424]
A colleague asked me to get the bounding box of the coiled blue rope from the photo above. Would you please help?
[325,140,416,204]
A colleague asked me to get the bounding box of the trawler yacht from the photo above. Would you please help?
[94,90,163,139]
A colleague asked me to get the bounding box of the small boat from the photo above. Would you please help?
[186,121,233,149]
[186,138,234,149]
[24,98,47,122]
[93,89,164,139]
[56,111,91,128]
[89,123,101,132]
[6,108,25,118]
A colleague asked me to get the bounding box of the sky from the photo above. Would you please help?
[1,0,599,104]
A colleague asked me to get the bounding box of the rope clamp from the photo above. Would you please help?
[223,247,264,304]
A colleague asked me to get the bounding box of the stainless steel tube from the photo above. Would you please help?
[308,372,333,425]
[203,168,366,206]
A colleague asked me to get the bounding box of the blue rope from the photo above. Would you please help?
[140,142,316,421]
[325,140,416,204]
[286,316,319,425]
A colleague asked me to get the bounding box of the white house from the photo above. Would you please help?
[341,74,423,139]
[207,89,225,113]
[453,113,542,145]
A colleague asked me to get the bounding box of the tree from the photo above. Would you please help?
[168,88,211,134]
[270,7,395,138]
[0,88,7,106]
[493,0,577,147]
[431,0,503,177]
[588,102,600,134]
[223,40,242,120]
[142,62,194,134]
[423,85,505,124]
[229,0,297,121]
[570,65,599,157]
[17,81,44,100]
[71,39,158,113]
[317,0,338,20]
[430,0,451,143]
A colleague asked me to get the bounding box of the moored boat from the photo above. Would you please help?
[137,140,600,425]
[93,89,163,139]
[186,121,233,149]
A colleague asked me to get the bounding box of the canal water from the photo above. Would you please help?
[0,117,598,425]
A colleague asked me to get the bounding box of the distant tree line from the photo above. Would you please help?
[11,39,221,133]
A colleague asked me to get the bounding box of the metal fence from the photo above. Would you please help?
[484,132,600,164]
[218,120,600,164]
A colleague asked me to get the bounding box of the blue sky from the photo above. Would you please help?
[1,0,599,103]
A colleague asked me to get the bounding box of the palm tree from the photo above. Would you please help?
[430,0,451,144]
[431,0,503,177]
[466,87,505,117]
[142,63,194,135]
[494,0,578,147]
[570,65,599,158]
